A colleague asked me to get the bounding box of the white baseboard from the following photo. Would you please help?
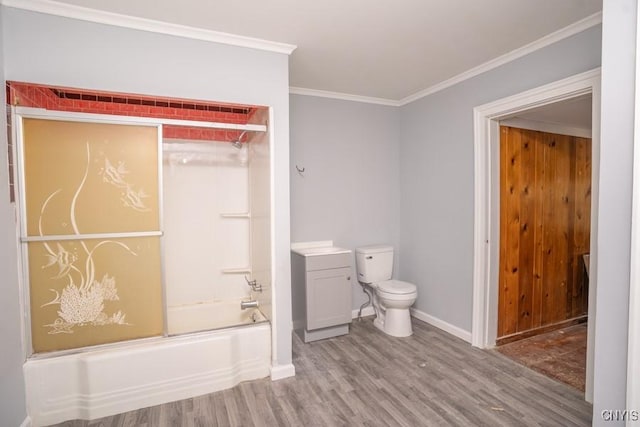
[270,363,296,381]
[351,306,375,319]
[410,308,472,343]
[352,304,471,343]
[20,416,32,427]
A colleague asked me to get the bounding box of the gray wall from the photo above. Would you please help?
[398,25,602,331]
[0,6,28,426]
[592,0,636,423]
[1,7,293,368]
[290,94,400,310]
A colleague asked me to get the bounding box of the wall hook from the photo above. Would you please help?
[296,165,305,176]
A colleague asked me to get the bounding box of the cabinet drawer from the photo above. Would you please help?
[305,253,351,271]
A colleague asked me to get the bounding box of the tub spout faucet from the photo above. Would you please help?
[240,300,259,310]
[244,275,263,292]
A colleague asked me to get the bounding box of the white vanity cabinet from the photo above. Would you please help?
[291,244,353,343]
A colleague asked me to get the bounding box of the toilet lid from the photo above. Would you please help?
[377,280,416,294]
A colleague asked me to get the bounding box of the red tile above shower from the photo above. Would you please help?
[6,82,261,142]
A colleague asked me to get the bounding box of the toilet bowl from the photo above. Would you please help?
[355,245,418,337]
[371,280,417,337]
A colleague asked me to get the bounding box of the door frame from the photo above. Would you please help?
[471,68,601,402]
[627,3,640,418]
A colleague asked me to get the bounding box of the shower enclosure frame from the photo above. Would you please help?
[12,106,269,359]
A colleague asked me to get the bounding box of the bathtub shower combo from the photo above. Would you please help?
[10,84,275,426]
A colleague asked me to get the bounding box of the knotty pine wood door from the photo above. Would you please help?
[498,126,591,338]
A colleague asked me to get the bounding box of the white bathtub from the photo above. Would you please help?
[24,310,271,426]
[167,300,266,335]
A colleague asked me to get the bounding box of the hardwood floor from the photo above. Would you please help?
[49,317,592,427]
[495,323,587,392]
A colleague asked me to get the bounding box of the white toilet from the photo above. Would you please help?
[355,245,417,337]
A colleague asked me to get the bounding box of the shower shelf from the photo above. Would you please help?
[220,213,251,219]
[221,268,252,274]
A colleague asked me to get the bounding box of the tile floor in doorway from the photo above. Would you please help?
[495,323,587,392]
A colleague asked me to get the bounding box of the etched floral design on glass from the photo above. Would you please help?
[37,143,145,334]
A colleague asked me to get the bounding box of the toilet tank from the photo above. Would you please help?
[355,245,394,284]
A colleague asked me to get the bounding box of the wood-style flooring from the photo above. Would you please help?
[49,317,592,427]
[495,323,587,392]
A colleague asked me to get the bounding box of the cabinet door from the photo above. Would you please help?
[306,267,352,330]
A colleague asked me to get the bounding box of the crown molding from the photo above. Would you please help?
[0,0,297,55]
[290,11,602,106]
[2,0,599,102]
[289,87,401,107]
[399,11,602,105]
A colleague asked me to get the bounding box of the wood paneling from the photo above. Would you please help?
[498,126,591,339]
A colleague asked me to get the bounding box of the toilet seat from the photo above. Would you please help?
[375,280,416,294]
[376,289,418,302]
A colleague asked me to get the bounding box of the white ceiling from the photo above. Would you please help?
[514,95,593,130]
[48,0,602,101]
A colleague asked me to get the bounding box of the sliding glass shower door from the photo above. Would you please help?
[18,114,164,353]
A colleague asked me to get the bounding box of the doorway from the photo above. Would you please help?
[495,120,592,393]
[497,124,591,341]
[471,68,600,401]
